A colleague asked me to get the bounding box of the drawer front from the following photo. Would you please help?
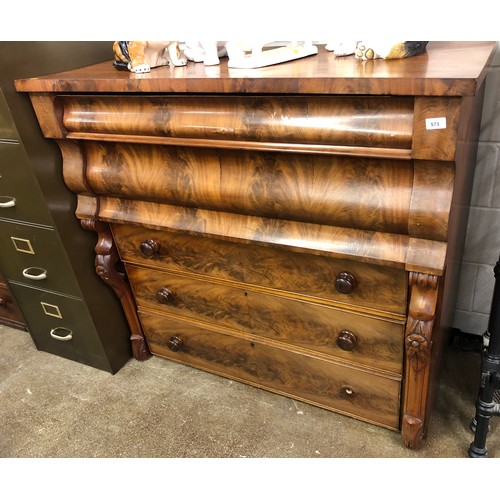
[87,143,413,235]
[128,265,404,374]
[0,220,80,295]
[9,281,110,370]
[0,279,26,328]
[0,142,53,225]
[63,95,415,150]
[114,224,408,315]
[140,311,401,430]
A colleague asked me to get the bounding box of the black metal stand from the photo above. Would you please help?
[469,255,500,458]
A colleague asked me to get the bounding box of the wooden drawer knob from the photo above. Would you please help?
[156,287,174,304]
[335,271,357,294]
[337,330,357,351]
[140,239,159,257]
[167,336,183,351]
[0,297,6,306]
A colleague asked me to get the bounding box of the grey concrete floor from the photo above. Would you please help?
[1,323,498,459]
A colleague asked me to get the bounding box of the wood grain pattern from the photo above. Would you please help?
[140,311,401,429]
[101,197,448,276]
[15,41,495,450]
[61,95,414,151]
[86,142,413,234]
[112,223,408,316]
[127,264,404,374]
[14,42,496,97]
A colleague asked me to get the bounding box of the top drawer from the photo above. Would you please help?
[61,95,414,151]
[112,223,407,316]
[59,94,461,160]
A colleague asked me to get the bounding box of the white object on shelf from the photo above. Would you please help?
[227,42,318,69]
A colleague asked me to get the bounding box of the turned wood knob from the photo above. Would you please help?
[156,287,174,304]
[335,271,357,294]
[167,336,183,351]
[336,330,357,351]
[140,239,159,257]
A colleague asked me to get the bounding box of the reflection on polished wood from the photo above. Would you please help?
[16,41,496,450]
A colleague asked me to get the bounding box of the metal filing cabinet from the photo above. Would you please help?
[0,43,132,372]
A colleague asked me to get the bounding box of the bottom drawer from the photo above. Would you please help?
[8,282,111,371]
[140,311,402,430]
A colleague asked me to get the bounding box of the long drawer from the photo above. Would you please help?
[113,224,407,316]
[127,264,404,374]
[140,311,402,430]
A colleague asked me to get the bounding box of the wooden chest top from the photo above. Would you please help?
[14,42,496,96]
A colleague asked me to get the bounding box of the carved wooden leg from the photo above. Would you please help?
[81,219,151,361]
[401,272,439,449]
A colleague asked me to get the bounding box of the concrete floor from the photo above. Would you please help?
[1,323,498,459]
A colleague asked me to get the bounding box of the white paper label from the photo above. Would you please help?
[426,117,447,130]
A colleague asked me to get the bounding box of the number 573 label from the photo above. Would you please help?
[425,117,447,130]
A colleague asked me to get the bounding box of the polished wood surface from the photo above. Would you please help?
[15,42,495,96]
[127,264,404,374]
[141,311,401,430]
[16,41,495,450]
[112,223,408,316]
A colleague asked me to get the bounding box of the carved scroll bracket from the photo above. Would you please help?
[81,219,151,361]
[402,271,440,449]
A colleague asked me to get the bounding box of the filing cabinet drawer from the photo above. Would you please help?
[0,219,81,295]
[8,281,111,370]
[0,141,53,225]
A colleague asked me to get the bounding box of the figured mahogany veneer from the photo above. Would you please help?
[15,42,496,450]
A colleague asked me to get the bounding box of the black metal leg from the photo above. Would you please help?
[469,257,500,457]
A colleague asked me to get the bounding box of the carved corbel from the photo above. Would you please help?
[402,271,439,449]
[81,219,151,361]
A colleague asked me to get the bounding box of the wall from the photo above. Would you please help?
[453,43,500,335]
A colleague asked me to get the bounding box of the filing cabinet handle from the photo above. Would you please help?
[140,239,159,257]
[50,327,73,341]
[22,267,48,281]
[0,197,16,208]
[335,271,357,294]
[336,330,357,351]
[167,336,183,351]
[157,287,174,304]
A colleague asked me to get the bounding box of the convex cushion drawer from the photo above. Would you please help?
[140,311,402,430]
[112,224,408,316]
[127,264,405,374]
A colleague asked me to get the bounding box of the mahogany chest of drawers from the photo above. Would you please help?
[15,41,496,449]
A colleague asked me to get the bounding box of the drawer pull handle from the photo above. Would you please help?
[140,239,159,257]
[335,271,357,294]
[156,287,174,304]
[22,267,48,280]
[0,197,16,208]
[0,297,6,306]
[50,327,73,341]
[336,330,357,351]
[167,335,183,351]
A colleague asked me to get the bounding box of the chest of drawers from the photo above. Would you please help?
[15,41,496,449]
